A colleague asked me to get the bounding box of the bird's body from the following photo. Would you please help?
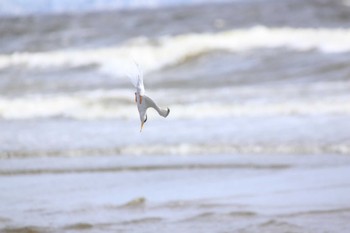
[128,63,170,131]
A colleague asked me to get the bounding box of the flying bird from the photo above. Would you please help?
[128,63,170,132]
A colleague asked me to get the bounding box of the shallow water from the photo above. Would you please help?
[0,115,349,158]
[1,154,350,232]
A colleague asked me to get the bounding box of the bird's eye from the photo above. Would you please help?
[144,115,147,123]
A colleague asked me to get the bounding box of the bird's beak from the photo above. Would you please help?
[140,121,144,132]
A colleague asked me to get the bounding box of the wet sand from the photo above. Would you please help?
[1,154,350,233]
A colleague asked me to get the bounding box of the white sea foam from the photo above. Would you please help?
[1,26,350,75]
[0,88,349,120]
[0,90,134,120]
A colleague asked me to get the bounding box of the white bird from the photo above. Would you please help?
[128,63,170,132]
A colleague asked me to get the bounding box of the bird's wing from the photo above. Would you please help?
[127,62,145,96]
[144,96,170,118]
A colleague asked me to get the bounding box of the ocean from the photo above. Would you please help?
[1,0,350,232]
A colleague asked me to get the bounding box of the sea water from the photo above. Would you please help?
[1,0,350,232]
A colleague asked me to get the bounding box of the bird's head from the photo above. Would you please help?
[139,112,147,132]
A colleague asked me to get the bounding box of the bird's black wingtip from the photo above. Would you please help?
[166,108,170,117]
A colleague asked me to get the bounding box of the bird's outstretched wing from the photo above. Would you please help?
[127,62,145,96]
[144,95,170,118]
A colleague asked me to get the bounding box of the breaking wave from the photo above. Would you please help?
[0,88,349,120]
[1,26,350,75]
[2,142,350,159]
[0,89,135,120]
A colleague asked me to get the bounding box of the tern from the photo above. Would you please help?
[128,63,170,132]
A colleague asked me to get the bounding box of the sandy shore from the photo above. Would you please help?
[1,154,350,233]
